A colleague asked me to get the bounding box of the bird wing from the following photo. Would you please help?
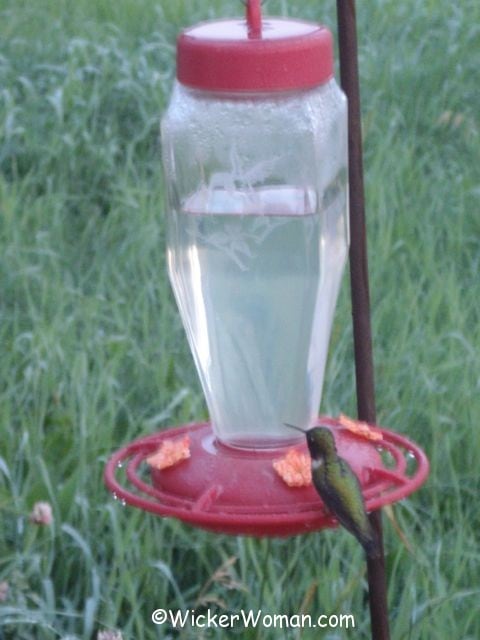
[316,459,374,545]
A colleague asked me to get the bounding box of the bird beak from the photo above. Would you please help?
[283,422,307,433]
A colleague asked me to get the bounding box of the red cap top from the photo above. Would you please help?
[177,2,333,92]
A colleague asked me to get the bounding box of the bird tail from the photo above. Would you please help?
[360,525,382,559]
[363,537,381,560]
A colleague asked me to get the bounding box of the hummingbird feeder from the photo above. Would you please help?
[105,1,429,637]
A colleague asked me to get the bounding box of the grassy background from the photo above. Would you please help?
[1,0,479,638]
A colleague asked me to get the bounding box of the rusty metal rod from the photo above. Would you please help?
[335,1,390,639]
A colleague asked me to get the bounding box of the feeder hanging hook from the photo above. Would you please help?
[241,0,264,38]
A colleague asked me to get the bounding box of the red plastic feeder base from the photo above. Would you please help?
[104,417,429,537]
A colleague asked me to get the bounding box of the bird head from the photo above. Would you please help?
[284,423,337,461]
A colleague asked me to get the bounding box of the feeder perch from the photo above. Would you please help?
[105,417,428,537]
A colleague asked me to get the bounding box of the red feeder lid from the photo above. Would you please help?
[177,0,333,92]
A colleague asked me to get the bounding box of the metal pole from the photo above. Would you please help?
[335,2,390,639]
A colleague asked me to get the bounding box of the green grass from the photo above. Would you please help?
[1,0,479,638]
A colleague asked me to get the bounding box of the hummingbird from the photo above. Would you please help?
[285,423,380,559]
